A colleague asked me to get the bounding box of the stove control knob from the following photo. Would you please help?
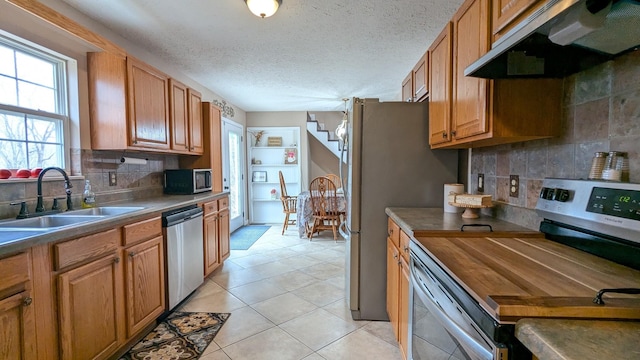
[540,187,551,199]
[556,189,570,202]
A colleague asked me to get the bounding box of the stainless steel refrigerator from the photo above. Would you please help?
[344,98,458,320]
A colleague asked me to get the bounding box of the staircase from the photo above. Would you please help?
[306,112,347,163]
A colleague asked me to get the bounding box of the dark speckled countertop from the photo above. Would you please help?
[516,318,640,360]
[0,191,228,256]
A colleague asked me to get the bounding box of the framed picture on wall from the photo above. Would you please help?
[284,148,298,164]
[252,171,267,182]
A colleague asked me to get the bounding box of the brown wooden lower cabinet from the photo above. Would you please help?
[218,208,230,262]
[203,196,230,277]
[57,253,124,360]
[386,218,410,360]
[0,252,36,360]
[124,235,165,337]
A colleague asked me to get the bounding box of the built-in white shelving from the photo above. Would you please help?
[247,126,301,224]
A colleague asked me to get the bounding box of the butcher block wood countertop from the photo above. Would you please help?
[386,208,640,322]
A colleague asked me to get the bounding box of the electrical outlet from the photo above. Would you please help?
[510,175,519,197]
[109,171,117,186]
[477,174,484,192]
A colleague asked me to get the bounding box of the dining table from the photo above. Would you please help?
[296,190,347,238]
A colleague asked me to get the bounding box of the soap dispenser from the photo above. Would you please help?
[82,179,96,208]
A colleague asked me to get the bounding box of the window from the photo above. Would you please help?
[0,34,68,171]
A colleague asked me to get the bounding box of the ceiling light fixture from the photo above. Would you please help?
[245,0,282,18]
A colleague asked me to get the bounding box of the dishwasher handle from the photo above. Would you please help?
[162,205,203,227]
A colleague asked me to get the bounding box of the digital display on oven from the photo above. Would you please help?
[586,187,640,221]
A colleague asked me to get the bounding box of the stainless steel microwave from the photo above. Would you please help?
[163,169,212,194]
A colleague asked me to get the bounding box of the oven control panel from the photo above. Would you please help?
[586,187,640,221]
[536,178,640,242]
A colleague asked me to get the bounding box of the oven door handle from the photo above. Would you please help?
[411,265,493,360]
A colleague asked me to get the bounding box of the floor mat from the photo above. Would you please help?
[119,311,230,360]
[230,225,270,250]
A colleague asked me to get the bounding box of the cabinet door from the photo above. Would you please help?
[401,72,413,102]
[492,0,541,38]
[124,236,165,337]
[452,0,491,141]
[218,209,230,262]
[399,257,410,360]
[188,89,204,154]
[428,23,453,146]
[413,52,428,101]
[58,255,123,360]
[203,213,220,277]
[169,79,189,152]
[127,57,170,150]
[386,239,400,340]
[0,292,36,360]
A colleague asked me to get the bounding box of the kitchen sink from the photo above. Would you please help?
[0,215,100,229]
[58,206,145,216]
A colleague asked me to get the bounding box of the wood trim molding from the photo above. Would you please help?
[6,0,126,57]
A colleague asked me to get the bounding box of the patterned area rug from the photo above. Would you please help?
[119,311,230,360]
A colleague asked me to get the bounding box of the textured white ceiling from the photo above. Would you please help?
[60,0,464,112]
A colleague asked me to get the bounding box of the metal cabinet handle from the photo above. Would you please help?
[404,246,409,252]
[114,257,120,263]
[451,130,456,137]
[185,145,189,149]
[23,297,32,306]
[129,252,136,258]
[442,132,447,138]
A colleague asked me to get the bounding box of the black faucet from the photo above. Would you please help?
[35,167,73,213]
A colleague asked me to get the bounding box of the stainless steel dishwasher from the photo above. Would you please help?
[162,204,204,310]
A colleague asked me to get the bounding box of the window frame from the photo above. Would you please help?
[0,32,71,173]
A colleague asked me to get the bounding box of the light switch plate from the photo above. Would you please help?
[477,174,484,192]
[509,175,519,197]
[109,172,117,186]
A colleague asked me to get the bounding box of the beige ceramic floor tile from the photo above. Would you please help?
[179,286,246,313]
[316,328,403,360]
[199,349,231,360]
[212,306,275,348]
[293,281,344,307]
[268,269,321,292]
[221,327,313,360]
[361,320,398,346]
[251,292,318,324]
[280,308,360,351]
[228,278,288,305]
[322,299,370,329]
[228,253,278,268]
[300,262,345,281]
[323,275,345,290]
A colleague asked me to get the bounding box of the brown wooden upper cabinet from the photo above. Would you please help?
[401,72,413,102]
[428,0,562,149]
[88,52,203,154]
[413,52,428,102]
[428,23,453,146]
[169,79,203,155]
[492,0,543,41]
[127,57,171,150]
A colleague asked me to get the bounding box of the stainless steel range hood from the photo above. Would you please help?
[465,0,640,79]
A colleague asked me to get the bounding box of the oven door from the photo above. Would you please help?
[410,254,496,360]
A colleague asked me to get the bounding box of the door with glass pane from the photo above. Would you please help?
[222,119,245,232]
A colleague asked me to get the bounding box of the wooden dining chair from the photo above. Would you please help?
[325,174,341,189]
[279,171,297,235]
[308,176,341,241]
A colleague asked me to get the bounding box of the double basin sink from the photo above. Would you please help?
[0,207,145,244]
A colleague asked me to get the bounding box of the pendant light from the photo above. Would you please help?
[245,0,282,18]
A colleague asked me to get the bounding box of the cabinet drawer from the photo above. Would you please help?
[54,228,120,270]
[123,216,162,246]
[203,200,218,216]
[400,230,411,262]
[0,252,30,295]
[218,197,229,210]
[388,218,400,248]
